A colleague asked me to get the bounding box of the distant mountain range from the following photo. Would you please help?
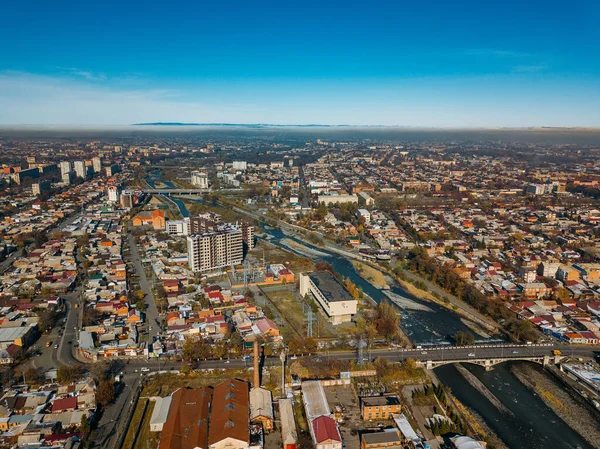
[132,122,355,128]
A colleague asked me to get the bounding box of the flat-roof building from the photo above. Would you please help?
[299,272,357,324]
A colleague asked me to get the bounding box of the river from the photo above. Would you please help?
[435,362,593,449]
[147,170,588,449]
[164,188,498,345]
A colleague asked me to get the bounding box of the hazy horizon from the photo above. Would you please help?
[2,1,599,127]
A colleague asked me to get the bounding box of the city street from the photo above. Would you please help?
[127,233,161,342]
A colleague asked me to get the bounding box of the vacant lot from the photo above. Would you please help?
[261,286,338,339]
[251,240,315,274]
[325,385,362,449]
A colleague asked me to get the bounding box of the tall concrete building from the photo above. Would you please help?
[187,227,243,272]
[106,164,120,177]
[107,186,119,203]
[232,161,247,171]
[73,161,87,179]
[92,157,102,173]
[60,161,72,176]
[62,171,75,185]
[191,171,209,189]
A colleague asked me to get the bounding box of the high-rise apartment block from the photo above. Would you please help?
[107,186,119,202]
[92,157,102,173]
[74,160,87,179]
[232,161,247,170]
[187,227,243,272]
[60,161,72,176]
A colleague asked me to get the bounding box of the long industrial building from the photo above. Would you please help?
[299,272,357,324]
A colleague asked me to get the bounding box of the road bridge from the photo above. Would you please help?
[143,188,242,195]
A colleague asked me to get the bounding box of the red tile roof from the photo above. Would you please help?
[312,416,341,443]
[51,397,77,412]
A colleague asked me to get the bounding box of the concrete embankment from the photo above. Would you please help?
[511,363,600,449]
[429,369,508,449]
[455,364,514,416]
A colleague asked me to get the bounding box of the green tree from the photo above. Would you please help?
[80,414,90,433]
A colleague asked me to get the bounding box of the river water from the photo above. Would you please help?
[435,362,593,449]
[165,188,496,345]
[147,170,588,449]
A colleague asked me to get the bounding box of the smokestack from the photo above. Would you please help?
[253,340,260,388]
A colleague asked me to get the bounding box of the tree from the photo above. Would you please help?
[57,365,85,383]
[80,414,90,433]
[36,308,57,332]
[454,330,475,346]
[135,300,147,312]
[24,367,42,385]
[374,302,400,340]
[96,380,115,406]
[314,261,335,274]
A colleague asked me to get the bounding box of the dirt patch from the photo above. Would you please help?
[352,261,388,289]
[511,363,600,449]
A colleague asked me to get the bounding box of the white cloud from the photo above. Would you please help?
[0,71,256,125]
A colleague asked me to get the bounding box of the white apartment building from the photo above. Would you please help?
[357,209,371,224]
[299,272,357,325]
[107,186,119,203]
[60,161,72,176]
[191,171,209,189]
[232,160,247,170]
[73,160,87,179]
[187,229,243,272]
[92,157,102,173]
[166,219,190,236]
[318,194,359,206]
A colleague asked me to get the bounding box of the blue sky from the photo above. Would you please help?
[1,0,599,126]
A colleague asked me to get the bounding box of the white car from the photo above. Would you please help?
[141,367,150,372]
[468,353,475,357]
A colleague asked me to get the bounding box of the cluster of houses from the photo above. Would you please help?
[0,380,96,448]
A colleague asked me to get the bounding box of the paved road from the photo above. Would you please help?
[127,233,160,342]
[93,373,141,449]
[108,343,598,375]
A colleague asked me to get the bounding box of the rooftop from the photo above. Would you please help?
[308,272,355,303]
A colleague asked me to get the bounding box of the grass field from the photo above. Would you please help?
[133,401,156,449]
[261,287,338,339]
[122,398,148,449]
[143,369,255,396]
[261,288,306,340]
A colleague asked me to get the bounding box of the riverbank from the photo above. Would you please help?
[511,363,600,449]
[429,369,508,449]
[351,260,388,289]
[455,365,513,415]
